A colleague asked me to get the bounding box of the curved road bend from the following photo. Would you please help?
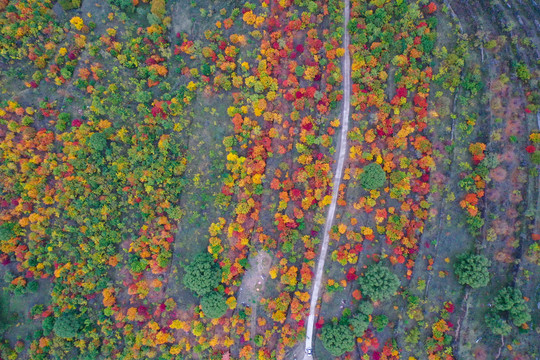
[303,0,351,357]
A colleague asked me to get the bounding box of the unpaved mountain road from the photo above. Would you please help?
[302,0,351,357]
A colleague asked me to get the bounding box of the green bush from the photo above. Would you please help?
[42,316,55,335]
[201,63,213,76]
[60,68,73,80]
[59,0,81,11]
[135,91,153,104]
[320,322,355,356]
[0,223,15,242]
[31,304,45,317]
[200,292,228,319]
[453,253,490,288]
[183,252,221,296]
[359,163,386,190]
[357,301,374,315]
[485,310,511,336]
[358,264,400,301]
[254,335,264,347]
[88,133,107,152]
[494,287,521,311]
[21,116,34,126]
[349,313,369,337]
[405,327,420,346]
[516,63,531,81]
[484,286,531,336]
[53,312,81,339]
[27,280,39,293]
[32,71,44,83]
[108,0,134,12]
[372,314,388,332]
[494,287,531,327]
[531,151,540,165]
[130,258,148,273]
[509,306,531,327]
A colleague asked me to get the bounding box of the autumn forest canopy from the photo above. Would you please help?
[0,0,538,359]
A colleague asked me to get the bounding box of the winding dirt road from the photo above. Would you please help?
[303,0,351,357]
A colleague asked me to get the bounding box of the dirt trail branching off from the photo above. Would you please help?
[237,251,272,339]
[303,0,351,357]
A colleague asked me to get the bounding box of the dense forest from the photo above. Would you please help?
[0,0,538,359]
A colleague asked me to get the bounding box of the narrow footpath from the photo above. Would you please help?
[303,0,351,357]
